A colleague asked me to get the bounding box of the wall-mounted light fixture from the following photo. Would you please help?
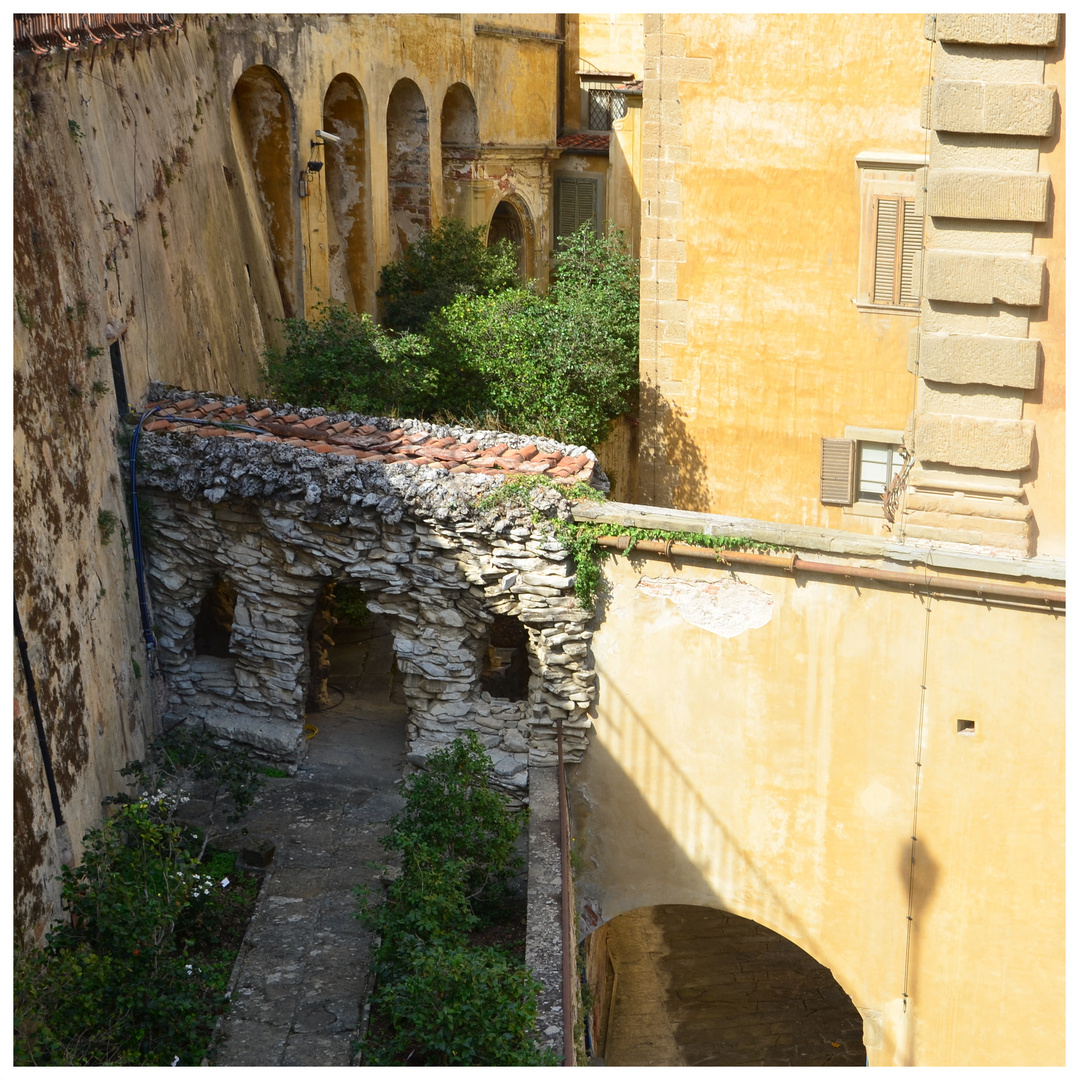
[306,160,323,173]
[313,128,342,145]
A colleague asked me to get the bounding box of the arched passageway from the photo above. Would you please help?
[488,198,532,280]
[386,78,431,258]
[322,75,372,313]
[231,65,298,316]
[583,905,865,1066]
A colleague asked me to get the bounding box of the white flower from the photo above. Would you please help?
[171,1056,180,1066]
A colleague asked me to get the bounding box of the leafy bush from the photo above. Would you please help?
[111,723,264,860]
[263,222,640,449]
[262,301,434,418]
[365,943,556,1066]
[384,730,524,900]
[377,216,520,332]
[358,733,552,1065]
[15,735,265,1066]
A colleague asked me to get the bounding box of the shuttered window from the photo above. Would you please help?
[820,438,856,505]
[556,177,599,239]
[869,196,923,308]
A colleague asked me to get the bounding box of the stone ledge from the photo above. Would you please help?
[571,501,1064,581]
[931,80,1057,138]
[926,13,1059,47]
[910,330,1041,389]
[923,249,1046,307]
[927,169,1049,222]
[905,492,1032,522]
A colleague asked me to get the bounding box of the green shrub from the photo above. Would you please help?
[358,733,551,1065]
[365,943,557,1066]
[377,216,519,333]
[263,222,639,449]
[384,731,524,900]
[262,301,434,418]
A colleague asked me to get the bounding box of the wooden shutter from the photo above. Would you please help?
[820,438,856,505]
[557,177,598,238]
[872,197,899,305]
[899,200,922,306]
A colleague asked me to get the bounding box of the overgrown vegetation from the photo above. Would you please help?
[14,727,264,1065]
[263,221,639,448]
[357,732,555,1066]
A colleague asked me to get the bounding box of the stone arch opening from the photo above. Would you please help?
[323,74,372,314]
[192,578,237,659]
[582,904,865,1066]
[480,612,530,702]
[386,78,431,259]
[231,65,298,317]
[487,197,532,280]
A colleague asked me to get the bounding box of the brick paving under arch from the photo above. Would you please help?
[591,905,866,1066]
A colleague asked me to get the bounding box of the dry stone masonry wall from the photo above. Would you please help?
[137,387,602,790]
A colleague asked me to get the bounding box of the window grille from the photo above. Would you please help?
[588,88,627,131]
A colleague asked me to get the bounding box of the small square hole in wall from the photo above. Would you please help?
[956,719,976,736]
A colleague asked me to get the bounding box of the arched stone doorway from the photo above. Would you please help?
[230,65,298,317]
[386,78,431,258]
[583,905,865,1066]
[322,74,372,314]
[487,198,532,280]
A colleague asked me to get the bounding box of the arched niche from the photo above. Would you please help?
[386,78,431,258]
[193,578,237,659]
[487,196,533,280]
[231,65,298,317]
[441,82,478,146]
[323,74,373,314]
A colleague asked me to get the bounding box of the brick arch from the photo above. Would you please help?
[440,81,478,146]
[487,194,535,280]
[230,65,299,317]
[322,73,373,314]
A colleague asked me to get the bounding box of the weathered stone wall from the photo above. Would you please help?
[137,389,602,788]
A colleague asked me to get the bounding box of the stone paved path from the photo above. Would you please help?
[210,621,407,1066]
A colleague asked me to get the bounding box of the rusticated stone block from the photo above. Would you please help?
[902,522,1032,555]
[927,169,1049,221]
[915,412,1034,471]
[904,509,1030,538]
[931,80,1057,137]
[923,250,1046,307]
[908,462,1023,496]
[913,331,1040,389]
[905,491,1032,522]
[926,13,1059,47]
[918,382,1024,420]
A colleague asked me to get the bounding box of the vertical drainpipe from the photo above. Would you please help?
[556,14,565,135]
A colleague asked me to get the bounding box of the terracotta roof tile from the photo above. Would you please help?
[140,392,602,491]
[557,132,611,152]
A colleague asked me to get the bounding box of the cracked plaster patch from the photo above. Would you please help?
[636,576,774,638]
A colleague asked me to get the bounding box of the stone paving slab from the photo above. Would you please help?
[207,646,407,1066]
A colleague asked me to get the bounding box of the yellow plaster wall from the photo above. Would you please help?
[571,554,1064,1065]
[639,14,929,527]
[578,14,645,79]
